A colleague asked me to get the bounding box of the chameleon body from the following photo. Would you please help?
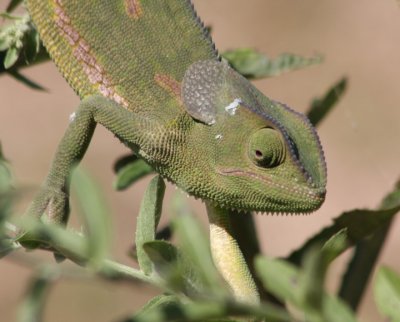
[23,0,327,305]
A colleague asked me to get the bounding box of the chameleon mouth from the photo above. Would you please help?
[217,168,326,204]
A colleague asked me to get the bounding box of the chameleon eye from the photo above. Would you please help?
[248,128,285,168]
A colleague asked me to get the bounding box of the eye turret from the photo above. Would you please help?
[248,128,285,168]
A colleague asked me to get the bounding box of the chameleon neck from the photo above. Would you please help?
[206,202,260,305]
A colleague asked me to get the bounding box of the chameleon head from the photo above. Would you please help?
[179,59,327,214]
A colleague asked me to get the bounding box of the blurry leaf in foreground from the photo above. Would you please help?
[129,224,172,261]
[0,143,14,254]
[136,175,165,275]
[72,168,111,268]
[133,295,181,319]
[17,266,57,322]
[6,0,24,13]
[123,297,289,322]
[223,48,322,79]
[306,77,347,127]
[143,240,202,295]
[0,143,12,193]
[114,158,154,190]
[255,255,358,322]
[172,195,228,298]
[4,45,21,69]
[374,266,400,322]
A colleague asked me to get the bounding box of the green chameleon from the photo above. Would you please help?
[21,0,327,305]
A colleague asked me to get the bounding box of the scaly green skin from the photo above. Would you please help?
[22,0,327,305]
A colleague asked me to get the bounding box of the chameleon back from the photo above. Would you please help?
[26,0,217,114]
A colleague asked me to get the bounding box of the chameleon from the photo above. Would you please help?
[21,0,327,305]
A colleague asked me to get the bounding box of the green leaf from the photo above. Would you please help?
[133,295,181,319]
[255,256,301,305]
[287,206,400,266]
[114,158,154,190]
[113,154,138,173]
[172,195,228,298]
[300,248,326,315]
[338,179,400,310]
[17,267,56,322]
[7,70,46,91]
[143,240,203,295]
[143,240,179,272]
[136,175,165,275]
[322,295,359,322]
[374,266,400,321]
[0,36,10,52]
[0,143,12,193]
[71,168,111,268]
[255,255,358,322]
[321,228,350,264]
[123,298,289,322]
[380,179,400,209]
[223,48,322,79]
[4,45,20,69]
[24,27,40,64]
[6,0,24,13]
[0,143,13,244]
[287,179,400,312]
[307,78,347,127]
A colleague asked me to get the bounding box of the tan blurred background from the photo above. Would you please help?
[1,0,399,321]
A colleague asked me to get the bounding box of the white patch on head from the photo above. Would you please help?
[215,134,223,140]
[69,112,76,122]
[225,98,242,115]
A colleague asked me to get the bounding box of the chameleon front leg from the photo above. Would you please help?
[206,202,260,306]
[21,95,151,233]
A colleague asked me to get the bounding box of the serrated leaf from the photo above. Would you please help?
[374,266,400,321]
[4,45,20,69]
[307,78,347,127]
[136,175,165,275]
[287,206,400,266]
[223,48,322,79]
[6,0,24,13]
[114,158,154,190]
[71,168,111,268]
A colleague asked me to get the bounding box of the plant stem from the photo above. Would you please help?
[206,203,260,305]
